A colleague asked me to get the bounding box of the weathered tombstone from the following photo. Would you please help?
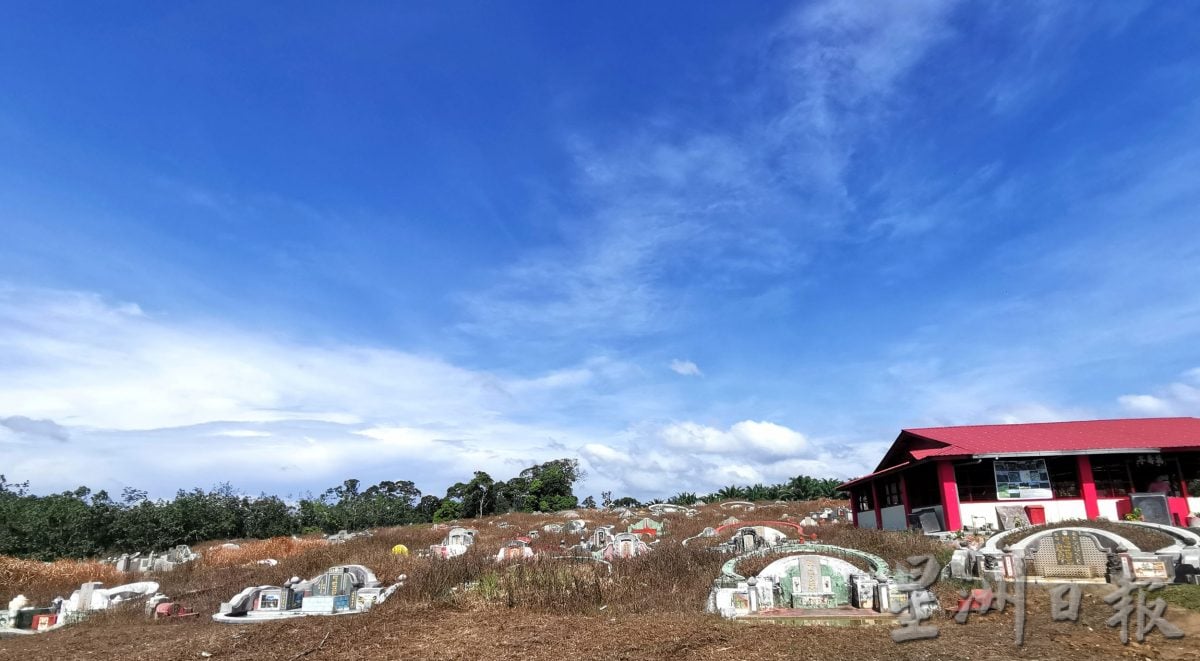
[1129,493,1172,525]
[917,510,943,534]
[995,506,1030,530]
[1028,530,1108,578]
[850,574,877,610]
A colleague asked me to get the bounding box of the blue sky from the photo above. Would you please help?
[2,1,1199,501]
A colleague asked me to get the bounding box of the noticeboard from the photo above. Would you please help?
[994,459,1054,500]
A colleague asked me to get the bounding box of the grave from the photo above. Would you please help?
[214,565,402,623]
[648,503,698,517]
[496,537,535,562]
[601,532,650,560]
[951,522,1198,584]
[707,543,909,626]
[1028,530,1108,579]
[429,527,477,559]
[628,517,664,538]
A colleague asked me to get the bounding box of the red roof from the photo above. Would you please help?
[840,417,1200,489]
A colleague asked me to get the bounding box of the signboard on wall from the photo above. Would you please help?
[993,459,1054,500]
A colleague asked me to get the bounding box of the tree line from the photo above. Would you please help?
[0,460,843,560]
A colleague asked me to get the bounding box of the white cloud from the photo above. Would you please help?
[669,359,702,377]
[1119,369,1200,417]
[0,284,884,498]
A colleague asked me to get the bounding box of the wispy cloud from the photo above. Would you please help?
[669,359,702,377]
[461,0,961,342]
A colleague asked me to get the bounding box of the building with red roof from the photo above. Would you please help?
[837,417,1200,531]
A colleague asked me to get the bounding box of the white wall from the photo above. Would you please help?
[881,504,907,531]
[1187,497,1200,519]
[858,510,878,529]
[1097,498,1122,522]
[958,499,1089,529]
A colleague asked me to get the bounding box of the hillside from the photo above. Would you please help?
[2,501,1198,660]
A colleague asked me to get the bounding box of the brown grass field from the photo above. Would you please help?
[2,501,1198,660]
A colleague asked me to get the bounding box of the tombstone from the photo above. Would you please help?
[604,533,649,560]
[850,574,877,610]
[734,528,761,554]
[566,519,587,534]
[758,555,860,609]
[720,516,741,527]
[1129,493,1172,526]
[996,506,1031,530]
[301,568,357,614]
[916,509,943,534]
[1028,530,1109,578]
[543,523,563,534]
[798,516,818,527]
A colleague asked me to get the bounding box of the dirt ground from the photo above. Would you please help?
[2,504,1198,660]
[5,601,1198,661]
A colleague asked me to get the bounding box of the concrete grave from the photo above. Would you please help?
[214,565,403,623]
[601,532,650,560]
[429,527,477,559]
[707,543,901,626]
[496,537,536,562]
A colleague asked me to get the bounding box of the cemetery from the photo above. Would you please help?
[0,499,1196,659]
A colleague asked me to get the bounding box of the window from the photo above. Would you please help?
[955,459,998,502]
[882,480,901,507]
[1091,455,1132,497]
[856,489,874,512]
[1046,456,1080,498]
[905,463,941,508]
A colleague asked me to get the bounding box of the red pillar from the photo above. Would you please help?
[937,460,962,531]
[1077,454,1100,520]
[849,489,859,527]
[871,480,883,529]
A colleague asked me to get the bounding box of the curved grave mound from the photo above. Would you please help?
[706,543,933,625]
[950,521,1200,584]
[686,521,812,552]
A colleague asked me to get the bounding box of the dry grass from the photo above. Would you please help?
[200,537,331,568]
[0,556,125,605]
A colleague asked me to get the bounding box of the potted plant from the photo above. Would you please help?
[1123,507,1143,522]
